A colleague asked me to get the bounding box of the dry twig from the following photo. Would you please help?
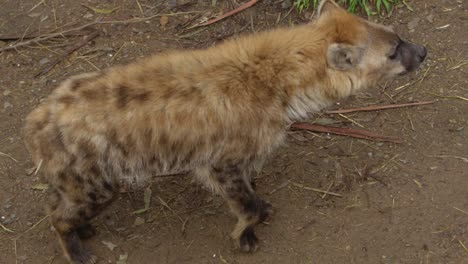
[291,122,401,143]
[35,31,99,77]
[0,151,18,162]
[290,181,343,197]
[0,222,14,233]
[325,101,434,114]
[0,11,200,52]
[192,0,259,28]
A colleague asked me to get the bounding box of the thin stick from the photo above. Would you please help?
[338,113,364,128]
[458,239,468,253]
[290,181,343,197]
[35,31,99,77]
[291,122,401,143]
[28,0,45,13]
[0,11,201,52]
[14,239,18,264]
[427,92,468,102]
[20,215,49,236]
[34,159,43,175]
[426,155,468,163]
[0,151,18,162]
[453,207,468,215]
[194,0,259,28]
[0,222,14,233]
[325,101,434,114]
[157,196,184,223]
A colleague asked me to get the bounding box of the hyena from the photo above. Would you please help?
[24,0,426,263]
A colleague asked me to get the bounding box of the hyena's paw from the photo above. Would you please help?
[259,200,273,223]
[76,223,97,240]
[63,231,97,264]
[239,227,259,253]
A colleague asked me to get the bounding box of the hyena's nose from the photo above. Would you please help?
[418,46,427,62]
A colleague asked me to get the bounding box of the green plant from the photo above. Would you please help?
[293,0,411,16]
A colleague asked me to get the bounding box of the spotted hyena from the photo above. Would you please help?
[24,0,426,263]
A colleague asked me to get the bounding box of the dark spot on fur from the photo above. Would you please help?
[134,90,151,102]
[57,95,75,105]
[89,164,100,177]
[159,132,168,145]
[87,192,97,202]
[81,87,107,100]
[116,85,130,108]
[78,209,86,218]
[59,172,67,180]
[70,79,83,91]
[115,84,151,108]
[103,181,113,192]
[72,172,84,184]
[77,140,96,160]
[161,90,173,100]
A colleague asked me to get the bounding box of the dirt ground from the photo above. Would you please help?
[0,0,467,263]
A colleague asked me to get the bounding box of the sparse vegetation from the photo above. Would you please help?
[294,0,412,16]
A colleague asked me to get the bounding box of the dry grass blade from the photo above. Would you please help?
[452,207,468,215]
[325,101,434,114]
[290,181,343,197]
[458,239,468,253]
[426,155,468,163]
[157,196,184,223]
[427,92,468,102]
[0,151,18,162]
[194,0,259,28]
[0,11,201,52]
[0,222,14,233]
[35,31,99,77]
[291,122,401,143]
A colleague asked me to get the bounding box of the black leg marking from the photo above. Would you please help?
[239,226,259,252]
[76,223,96,240]
[63,231,97,264]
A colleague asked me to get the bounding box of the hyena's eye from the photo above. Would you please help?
[388,40,402,60]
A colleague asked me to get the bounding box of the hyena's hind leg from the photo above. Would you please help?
[48,168,117,264]
[195,164,273,252]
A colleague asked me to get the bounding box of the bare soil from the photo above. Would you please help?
[0,1,467,263]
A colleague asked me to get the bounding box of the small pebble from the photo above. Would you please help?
[39,58,50,66]
[4,101,12,109]
[133,217,145,226]
[83,13,93,20]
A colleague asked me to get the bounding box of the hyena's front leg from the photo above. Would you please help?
[199,164,273,252]
[48,168,117,264]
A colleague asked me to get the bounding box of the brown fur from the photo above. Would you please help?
[23,1,426,263]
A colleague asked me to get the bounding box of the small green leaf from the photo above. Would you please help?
[383,0,391,13]
[83,5,119,14]
[376,0,382,14]
[402,0,414,11]
[31,183,49,191]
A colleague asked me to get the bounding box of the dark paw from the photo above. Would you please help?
[63,231,97,264]
[259,201,273,223]
[239,227,259,253]
[76,223,96,240]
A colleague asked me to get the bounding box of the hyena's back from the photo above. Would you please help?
[24,51,287,187]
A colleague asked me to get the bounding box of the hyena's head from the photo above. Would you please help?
[316,0,427,90]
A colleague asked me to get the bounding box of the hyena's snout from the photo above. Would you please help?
[397,40,427,73]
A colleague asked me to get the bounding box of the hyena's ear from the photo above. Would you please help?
[327,43,364,70]
[317,0,343,17]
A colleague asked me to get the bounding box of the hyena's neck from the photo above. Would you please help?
[231,26,360,122]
